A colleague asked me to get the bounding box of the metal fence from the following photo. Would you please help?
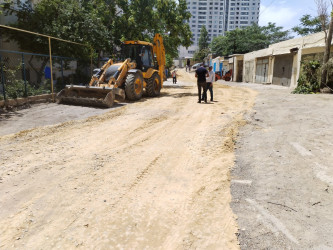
[0,49,99,101]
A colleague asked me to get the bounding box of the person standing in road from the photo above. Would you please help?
[205,66,215,101]
[186,59,191,72]
[195,63,209,103]
[172,68,177,84]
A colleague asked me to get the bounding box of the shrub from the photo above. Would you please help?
[3,66,51,99]
[293,60,321,94]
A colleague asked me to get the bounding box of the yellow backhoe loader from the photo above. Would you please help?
[56,34,165,107]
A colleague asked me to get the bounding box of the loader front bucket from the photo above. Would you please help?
[56,85,125,108]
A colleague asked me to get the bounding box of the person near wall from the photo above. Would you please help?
[195,63,209,103]
[202,66,215,101]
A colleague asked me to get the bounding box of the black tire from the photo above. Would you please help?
[125,72,144,101]
[146,73,161,97]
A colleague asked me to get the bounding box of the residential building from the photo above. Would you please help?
[179,0,260,58]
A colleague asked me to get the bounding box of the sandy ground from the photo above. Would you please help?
[230,82,333,249]
[0,69,256,249]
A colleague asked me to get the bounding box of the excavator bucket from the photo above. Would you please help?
[56,85,125,108]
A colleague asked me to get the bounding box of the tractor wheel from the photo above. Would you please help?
[125,72,144,101]
[146,72,161,97]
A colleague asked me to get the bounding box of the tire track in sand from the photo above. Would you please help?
[0,75,256,249]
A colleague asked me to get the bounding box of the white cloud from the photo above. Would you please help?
[259,4,300,30]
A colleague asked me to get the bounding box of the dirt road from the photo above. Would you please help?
[0,70,256,249]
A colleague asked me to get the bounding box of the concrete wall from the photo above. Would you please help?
[0,94,55,108]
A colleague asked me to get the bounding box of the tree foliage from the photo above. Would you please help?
[293,60,321,94]
[193,26,210,62]
[198,26,209,50]
[210,23,291,56]
[2,0,192,60]
[292,14,323,36]
[193,48,210,62]
[114,0,192,59]
[3,0,113,58]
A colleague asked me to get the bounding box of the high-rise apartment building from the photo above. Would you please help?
[179,0,260,58]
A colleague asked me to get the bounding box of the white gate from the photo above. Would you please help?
[255,58,269,83]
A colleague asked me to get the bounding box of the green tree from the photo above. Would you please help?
[193,48,210,62]
[3,0,113,58]
[0,0,10,14]
[198,26,209,50]
[193,26,210,61]
[210,23,291,56]
[292,14,323,36]
[3,0,192,65]
[114,0,192,59]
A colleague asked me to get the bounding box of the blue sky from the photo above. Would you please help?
[259,0,319,33]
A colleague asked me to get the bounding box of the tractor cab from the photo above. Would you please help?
[120,43,156,72]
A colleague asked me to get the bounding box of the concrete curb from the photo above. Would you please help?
[0,94,56,108]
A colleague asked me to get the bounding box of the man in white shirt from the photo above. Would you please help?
[203,66,215,101]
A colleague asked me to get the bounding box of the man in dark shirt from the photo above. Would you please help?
[195,63,209,103]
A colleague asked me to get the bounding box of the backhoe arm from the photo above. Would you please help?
[153,34,166,86]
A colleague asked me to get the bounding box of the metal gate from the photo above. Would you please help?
[255,58,269,83]
[272,54,293,86]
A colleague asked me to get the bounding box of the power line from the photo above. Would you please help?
[259,0,279,17]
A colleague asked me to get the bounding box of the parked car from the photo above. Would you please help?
[191,63,201,70]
